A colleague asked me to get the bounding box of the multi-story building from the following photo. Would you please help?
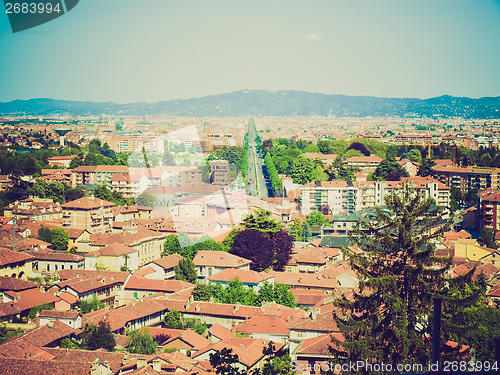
[431,165,500,193]
[300,180,362,216]
[47,155,78,168]
[344,155,382,173]
[210,160,230,186]
[478,188,500,231]
[71,165,129,187]
[4,198,62,221]
[61,196,115,234]
[301,177,450,216]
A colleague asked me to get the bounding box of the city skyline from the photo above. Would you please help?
[1,0,500,103]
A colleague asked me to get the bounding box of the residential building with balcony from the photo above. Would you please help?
[300,180,362,216]
[61,196,115,234]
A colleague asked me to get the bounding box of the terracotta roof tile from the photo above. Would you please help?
[0,276,39,292]
[151,254,184,270]
[61,196,115,209]
[193,251,251,268]
[207,269,273,284]
[208,323,233,341]
[234,315,290,335]
[125,276,195,293]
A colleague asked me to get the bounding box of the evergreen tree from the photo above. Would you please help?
[417,158,436,177]
[81,321,116,351]
[477,227,497,249]
[289,219,303,241]
[331,182,478,373]
[174,258,197,284]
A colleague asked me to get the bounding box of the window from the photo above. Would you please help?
[134,292,138,298]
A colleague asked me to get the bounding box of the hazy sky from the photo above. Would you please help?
[1,0,499,103]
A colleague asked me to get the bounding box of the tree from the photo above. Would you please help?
[242,209,282,234]
[231,229,275,272]
[373,157,409,181]
[126,328,157,355]
[38,225,53,244]
[287,156,314,184]
[289,219,303,241]
[407,149,422,164]
[271,230,293,272]
[65,186,85,202]
[78,294,104,314]
[347,141,370,156]
[305,211,326,226]
[331,182,478,372]
[81,321,116,351]
[477,227,497,249]
[209,347,244,375]
[417,158,436,177]
[302,222,311,242]
[162,234,181,256]
[174,258,197,284]
[69,155,83,169]
[163,309,184,329]
[50,228,70,251]
[135,192,155,207]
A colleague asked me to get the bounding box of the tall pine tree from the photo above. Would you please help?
[331,181,478,374]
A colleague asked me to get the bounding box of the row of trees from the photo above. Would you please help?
[192,279,296,308]
[263,153,282,197]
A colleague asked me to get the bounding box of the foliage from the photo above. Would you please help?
[0,324,22,345]
[50,228,70,251]
[417,158,436,177]
[81,321,116,351]
[126,328,157,355]
[174,258,198,284]
[346,141,370,156]
[93,184,133,206]
[302,222,311,242]
[305,211,326,226]
[28,303,53,320]
[263,153,282,197]
[60,337,80,349]
[289,219,303,241]
[231,229,275,271]
[242,209,281,234]
[287,156,314,184]
[65,186,85,202]
[326,155,355,181]
[192,280,296,308]
[372,157,409,181]
[331,182,478,373]
[28,179,67,204]
[477,227,497,249]
[163,233,225,260]
[38,226,69,251]
[162,309,206,334]
[78,294,104,315]
[407,149,422,163]
[135,192,155,207]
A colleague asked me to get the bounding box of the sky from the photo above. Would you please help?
[1,0,500,103]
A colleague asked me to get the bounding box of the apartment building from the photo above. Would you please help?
[431,165,500,193]
[344,155,382,173]
[71,165,129,186]
[478,188,500,231]
[300,180,362,216]
[209,160,230,186]
[61,196,115,234]
[301,177,449,216]
[4,198,62,221]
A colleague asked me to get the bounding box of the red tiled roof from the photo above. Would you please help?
[57,269,130,283]
[18,320,76,347]
[43,348,127,373]
[208,323,233,341]
[0,357,95,375]
[234,315,290,335]
[289,309,340,333]
[0,337,54,360]
[86,243,137,257]
[124,276,195,293]
[59,275,125,295]
[297,333,344,355]
[61,196,115,209]
[0,276,39,292]
[151,254,184,270]
[38,309,79,320]
[0,247,33,267]
[0,289,60,317]
[193,251,251,268]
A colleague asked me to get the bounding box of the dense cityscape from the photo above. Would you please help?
[0,106,498,374]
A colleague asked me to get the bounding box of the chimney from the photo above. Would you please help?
[152,358,161,372]
[15,293,20,302]
[137,358,147,368]
[48,320,54,328]
[91,359,99,375]
[104,360,111,371]
[156,345,164,354]
[122,352,129,365]
[39,285,45,292]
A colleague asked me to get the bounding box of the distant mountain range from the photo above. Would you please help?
[1,90,499,118]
